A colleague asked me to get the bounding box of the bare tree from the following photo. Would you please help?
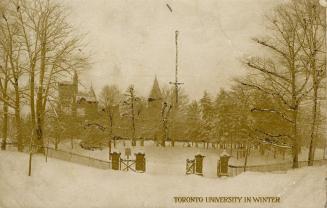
[11,0,88,153]
[290,0,326,166]
[122,85,141,146]
[0,6,25,151]
[0,1,9,150]
[0,0,88,176]
[0,53,10,150]
[99,84,121,153]
[239,2,313,168]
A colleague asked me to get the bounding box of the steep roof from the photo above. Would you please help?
[73,70,78,83]
[77,85,97,103]
[89,84,97,100]
[148,76,162,101]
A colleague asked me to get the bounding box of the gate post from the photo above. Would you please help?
[218,150,231,177]
[110,152,121,170]
[195,154,205,176]
[135,152,146,172]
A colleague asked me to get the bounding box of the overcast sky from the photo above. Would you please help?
[60,0,282,99]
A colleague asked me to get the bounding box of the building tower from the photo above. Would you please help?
[58,71,78,115]
[73,70,78,95]
[148,76,163,109]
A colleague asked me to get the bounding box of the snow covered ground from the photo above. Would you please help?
[49,140,326,178]
[55,140,326,162]
[0,151,326,208]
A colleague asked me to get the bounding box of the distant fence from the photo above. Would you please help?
[3,142,327,177]
[1,142,112,170]
[46,148,111,169]
[228,159,327,176]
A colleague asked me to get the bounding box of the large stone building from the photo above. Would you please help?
[57,74,168,143]
[57,71,98,120]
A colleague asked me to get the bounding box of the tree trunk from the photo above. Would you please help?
[35,118,44,153]
[292,105,299,168]
[292,143,299,168]
[291,62,299,169]
[1,60,9,151]
[109,120,113,157]
[35,32,47,154]
[28,152,32,176]
[34,19,52,153]
[131,89,136,147]
[243,146,249,172]
[323,140,326,160]
[230,136,233,155]
[108,139,111,160]
[1,90,8,150]
[14,82,23,152]
[35,90,45,153]
[55,136,59,150]
[30,64,36,150]
[308,85,318,166]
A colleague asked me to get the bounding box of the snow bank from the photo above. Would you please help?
[0,151,326,208]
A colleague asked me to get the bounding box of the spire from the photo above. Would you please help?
[73,70,78,84]
[89,82,97,100]
[148,76,162,102]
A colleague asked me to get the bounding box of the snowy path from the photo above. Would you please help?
[0,151,326,208]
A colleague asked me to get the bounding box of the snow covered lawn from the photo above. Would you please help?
[0,151,326,208]
[49,140,326,178]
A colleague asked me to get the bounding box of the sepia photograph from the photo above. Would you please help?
[0,0,326,207]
